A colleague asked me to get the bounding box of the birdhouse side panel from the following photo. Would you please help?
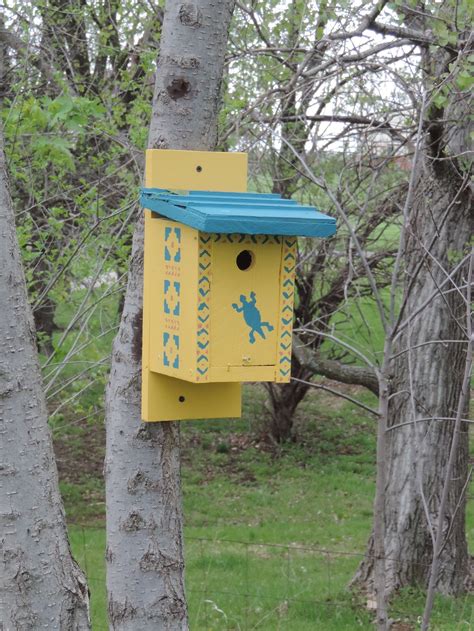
[275,237,297,382]
[147,218,199,380]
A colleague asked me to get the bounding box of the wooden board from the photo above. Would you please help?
[142,150,246,422]
[145,149,248,192]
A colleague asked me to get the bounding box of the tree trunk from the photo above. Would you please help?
[33,293,57,356]
[353,102,472,597]
[266,362,312,442]
[0,129,90,628]
[105,2,235,629]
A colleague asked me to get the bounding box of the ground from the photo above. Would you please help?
[53,382,474,630]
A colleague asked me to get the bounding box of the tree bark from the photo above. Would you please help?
[353,72,472,596]
[0,129,90,628]
[266,362,313,442]
[105,2,235,629]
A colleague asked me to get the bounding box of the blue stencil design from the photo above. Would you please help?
[164,226,181,262]
[164,280,180,316]
[163,332,180,368]
[231,292,274,344]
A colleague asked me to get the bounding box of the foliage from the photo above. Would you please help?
[2,0,162,406]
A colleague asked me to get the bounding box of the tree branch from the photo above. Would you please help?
[292,377,379,416]
[271,113,408,142]
[0,24,63,90]
[369,20,433,46]
[293,334,380,394]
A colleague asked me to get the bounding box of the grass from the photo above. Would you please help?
[49,284,473,629]
[65,384,474,630]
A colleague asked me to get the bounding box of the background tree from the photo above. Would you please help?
[225,0,472,608]
[0,114,90,630]
[349,0,473,600]
[1,0,162,419]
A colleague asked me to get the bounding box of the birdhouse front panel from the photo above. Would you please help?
[209,233,296,382]
[210,234,280,368]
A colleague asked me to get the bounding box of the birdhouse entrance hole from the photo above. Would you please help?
[236,249,254,271]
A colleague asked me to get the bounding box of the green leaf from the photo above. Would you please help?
[31,136,75,171]
[456,70,474,91]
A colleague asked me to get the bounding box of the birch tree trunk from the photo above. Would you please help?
[353,33,472,596]
[105,2,235,629]
[0,130,90,628]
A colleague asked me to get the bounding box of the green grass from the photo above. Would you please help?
[70,527,106,626]
[66,385,474,630]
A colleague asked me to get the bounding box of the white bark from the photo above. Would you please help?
[0,132,90,628]
[105,2,235,629]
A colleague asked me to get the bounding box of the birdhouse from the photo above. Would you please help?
[141,149,336,422]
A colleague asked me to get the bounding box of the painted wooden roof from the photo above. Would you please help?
[141,189,336,237]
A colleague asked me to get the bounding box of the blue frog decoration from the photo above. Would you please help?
[232,291,274,344]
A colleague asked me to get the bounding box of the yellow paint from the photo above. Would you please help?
[144,229,295,385]
[143,371,241,422]
[142,150,247,422]
[145,149,248,191]
[142,150,298,421]
[210,238,281,368]
[275,238,297,383]
[209,365,277,382]
[147,217,199,379]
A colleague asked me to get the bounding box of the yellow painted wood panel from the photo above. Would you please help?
[275,237,297,383]
[194,232,212,382]
[210,235,281,369]
[147,217,199,380]
[145,149,247,191]
[142,150,249,421]
[209,365,276,382]
[144,372,241,421]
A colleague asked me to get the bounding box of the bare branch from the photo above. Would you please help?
[292,377,379,416]
[293,334,379,394]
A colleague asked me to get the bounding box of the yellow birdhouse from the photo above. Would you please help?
[141,149,336,422]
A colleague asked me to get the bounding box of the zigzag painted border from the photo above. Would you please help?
[277,237,297,381]
[212,233,281,245]
[162,224,181,371]
[196,233,211,381]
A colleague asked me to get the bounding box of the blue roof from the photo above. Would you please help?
[141,189,336,238]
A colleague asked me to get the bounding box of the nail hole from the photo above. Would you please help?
[196,165,202,172]
[236,250,254,271]
[178,395,186,403]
